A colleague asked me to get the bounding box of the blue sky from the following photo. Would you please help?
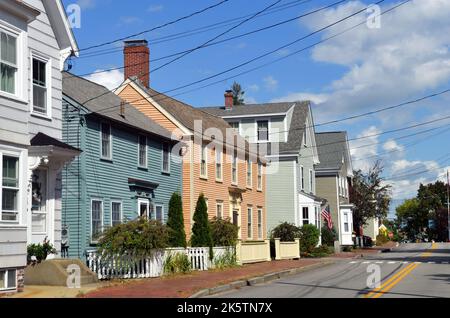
[63,0,450,218]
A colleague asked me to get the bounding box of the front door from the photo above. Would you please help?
[232,210,239,226]
[138,199,149,218]
[31,168,49,244]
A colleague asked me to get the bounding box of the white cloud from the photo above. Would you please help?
[349,126,381,172]
[383,139,404,153]
[148,4,164,13]
[76,0,96,9]
[119,16,141,25]
[263,76,278,91]
[271,92,328,104]
[84,69,124,91]
[247,84,259,92]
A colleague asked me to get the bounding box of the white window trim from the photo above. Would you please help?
[200,143,208,179]
[0,151,22,224]
[137,135,147,168]
[216,201,224,219]
[246,159,253,188]
[0,269,16,291]
[31,167,49,235]
[302,206,309,225]
[255,119,271,143]
[0,21,24,102]
[300,165,304,191]
[162,142,171,174]
[247,206,253,240]
[30,51,52,119]
[231,152,238,185]
[257,208,263,240]
[138,198,150,218]
[309,169,313,193]
[90,198,103,243]
[100,122,112,160]
[110,200,123,227]
[215,148,223,182]
[154,204,164,223]
[257,162,263,191]
[228,121,241,135]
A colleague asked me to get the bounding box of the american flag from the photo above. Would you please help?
[322,205,333,230]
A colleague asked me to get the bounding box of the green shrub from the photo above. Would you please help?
[27,238,56,264]
[321,226,338,247]
[299,224,320,255]
[342,246,353,252]
[210,217,239,247]
[98,217,169,257]
[271,222,301,242]
[376,233,390,246]
[309,245,334,258]
[213,247,237,269]
[167,192,187,248]
[163,252,192,275]
[190,194,213,248]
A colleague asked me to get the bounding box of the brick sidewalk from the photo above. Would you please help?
[85,259,324,298]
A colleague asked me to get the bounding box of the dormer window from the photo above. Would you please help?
[0,31,17,95]
[257,120,269,142]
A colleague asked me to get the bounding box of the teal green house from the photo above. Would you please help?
[61,72,182,259]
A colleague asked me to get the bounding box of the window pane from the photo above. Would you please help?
[163,143,170,172]
[7,270,16,289]
[139,136,146,166]
[91,201,102,238]
[257,121,269,141]
[0,63,16,94]
[2,189,17,211]
[1,32,17,65]
[156,206,163,222]
[2,156,18,187]
[33,59,46,86]
[101,124,111,158]
[112,202,121,226]
[32,169,47,212]
[0,271,5,289]
[247,208,252,238]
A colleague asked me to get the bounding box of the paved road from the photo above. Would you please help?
[212,243,450,298]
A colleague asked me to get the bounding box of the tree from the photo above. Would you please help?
[190,194,213,247]
[231,81,245,105]
[395,198,424,240]
[350,161,392,240]
[166,192,187,248]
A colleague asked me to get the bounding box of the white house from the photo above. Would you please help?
[0,0,78,293]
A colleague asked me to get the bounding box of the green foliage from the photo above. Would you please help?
[376,233,390,246]
[271,222,301,242]
[210,217,239,247]
[163,252,191,275]
[342,246,353,252]
[309,245,334,258]
[98,217,169,257]
[299,224,320,255]
[167,192,187,248]
[231,81,245,105]
[27,237,56,264]
[321,226,338,247]
[190,194,213,248]
[213,247,237,269]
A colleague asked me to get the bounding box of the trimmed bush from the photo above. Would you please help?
[190,194,213,248]
[310,245,334,258]
[210,217,239,247]
[271,222,301,242]
[167,192,187,248]
[321,226,338,247]
[299,224,320,255]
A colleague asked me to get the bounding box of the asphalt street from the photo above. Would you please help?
[211,243,450,298]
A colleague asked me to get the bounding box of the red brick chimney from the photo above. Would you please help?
[224,90,233,110]
[124,40,150,88]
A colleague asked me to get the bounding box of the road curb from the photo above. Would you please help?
[189,260,335,298]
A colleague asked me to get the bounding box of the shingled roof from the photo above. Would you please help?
[62,72,174,141]
[315,131,349,171]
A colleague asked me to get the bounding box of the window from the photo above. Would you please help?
[31,169,47,233]
[302,207,309,225]
[200,144,207,178]
[162,142,171,173]
[2,156,19,222]
[247,207,253,239]
[32,58,47,114]
[257,162,263,191]
[111,201,122,227]
[246,158,252,188]
[91,200,103,241]
[300,166,304,190]
[309,169,313,193]
[232,151,238,185]
[257,120,269,141]
[155,205,164,223]
[138,135,147,168]
[0,31,17,95]
[0,269,16,291]
[100,123,112,159]
[344,213,350,233]
[216,201,223,219]
[257,208,263,239]
[229,122,240,133]
[138,199,149,218]
[215,148,222,181]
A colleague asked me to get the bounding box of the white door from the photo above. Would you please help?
[31,168,49,244]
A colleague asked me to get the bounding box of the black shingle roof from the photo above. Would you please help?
[315,131,349,170]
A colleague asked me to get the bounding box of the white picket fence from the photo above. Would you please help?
[86,247,231,280]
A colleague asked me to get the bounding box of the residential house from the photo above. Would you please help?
[116,40,267,242]
[0,0,78,292]
[204,96,325,234]
[363,218,380,242]
[62,72,183,259]
[315,131,354,246]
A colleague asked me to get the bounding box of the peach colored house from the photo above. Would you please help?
[116,40,267,242]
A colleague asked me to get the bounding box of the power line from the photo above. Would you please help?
[74,0,346,78]
[76,0,232,53]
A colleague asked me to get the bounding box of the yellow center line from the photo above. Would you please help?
[364,263,415,298]
[371,263,419,298]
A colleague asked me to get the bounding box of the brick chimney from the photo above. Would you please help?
[124,40,150,88]
[224,90,233,110]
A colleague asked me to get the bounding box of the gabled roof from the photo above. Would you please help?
[204,101,311,155]
[315,131,353,174]
[62,72,175,141]
[31,132,80,152]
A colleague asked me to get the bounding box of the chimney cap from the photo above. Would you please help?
[124,39,148,47]
[225,89,233,94]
